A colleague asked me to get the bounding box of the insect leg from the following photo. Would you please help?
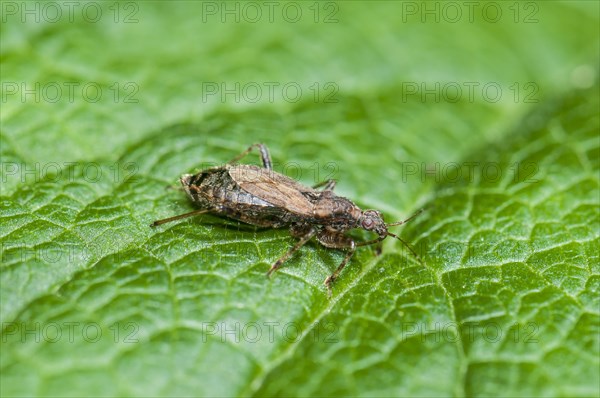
[226,143,273,170]
[150,208,212,227]
[267,227,316,277]
[312,179,337,191]
[317,230,356,294]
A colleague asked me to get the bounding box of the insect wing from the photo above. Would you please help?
[229,165,314,215]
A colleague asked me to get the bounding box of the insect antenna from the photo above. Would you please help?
[384,208,425,260]
[386,208,424,227]
[386,231,420,260]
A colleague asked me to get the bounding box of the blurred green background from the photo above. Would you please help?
[1,1,598,397]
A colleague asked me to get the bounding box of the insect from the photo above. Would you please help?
[151,144,422,293]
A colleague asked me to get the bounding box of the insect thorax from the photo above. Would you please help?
[312,192,362,231]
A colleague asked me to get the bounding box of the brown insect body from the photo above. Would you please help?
[183,164,365,230]
[152,144,421,293]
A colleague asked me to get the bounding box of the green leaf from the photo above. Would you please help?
[1,2,598,397]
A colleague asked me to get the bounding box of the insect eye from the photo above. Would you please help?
[362,218,374,229]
